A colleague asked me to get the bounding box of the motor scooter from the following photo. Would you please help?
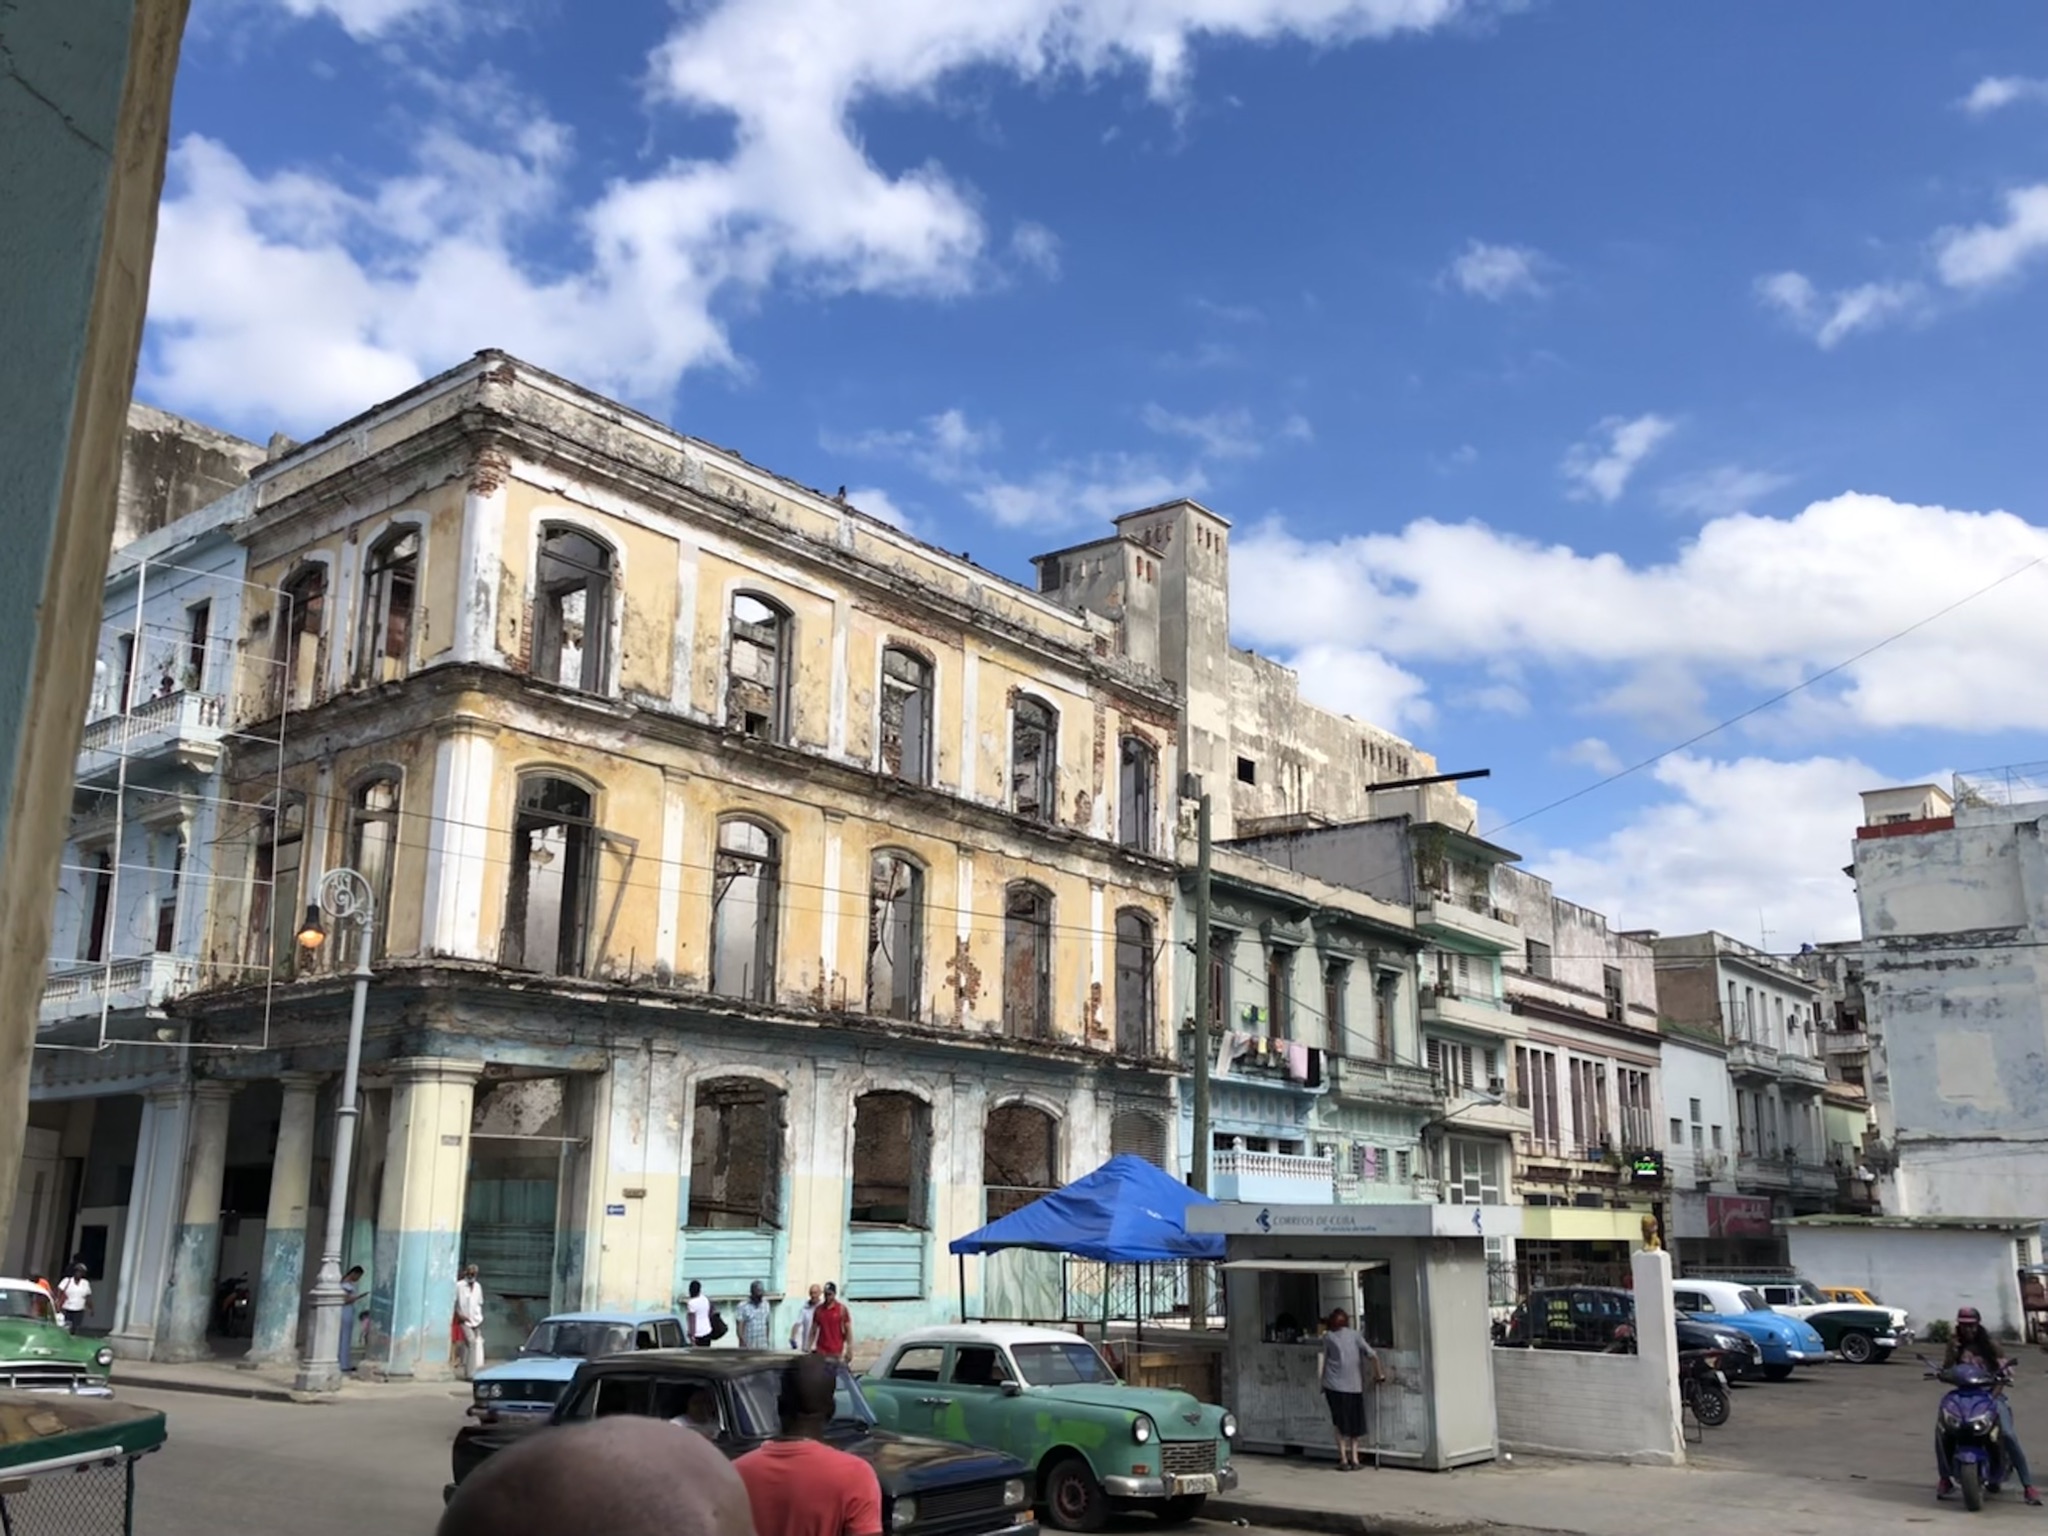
[1923,1353,2014,1512]
[1680,1349,1731,1428]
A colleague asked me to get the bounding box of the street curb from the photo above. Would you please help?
[112,1373,306,1404]
[1205,1496,1505,1536]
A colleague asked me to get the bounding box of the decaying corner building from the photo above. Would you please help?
[126,352,1182,1372]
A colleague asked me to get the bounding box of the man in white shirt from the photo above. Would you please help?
[56,1265,92,1333]
[788,1283,822,1351]
[455,1264,485,1378]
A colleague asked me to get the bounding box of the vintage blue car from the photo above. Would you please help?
[468,1310,689,1419]
[1671,1280,1828,1380]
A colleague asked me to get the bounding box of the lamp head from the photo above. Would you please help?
[296,904,326,951]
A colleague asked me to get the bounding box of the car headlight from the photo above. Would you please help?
[94,1347,114,1369]
[1220,1412,1237,1440]
[891,1498,918,1531]
[1132,1414,1155,1444]
[1002,1479,1028,1509]
[473,1383,488,1401]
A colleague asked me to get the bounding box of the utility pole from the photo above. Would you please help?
[1190,792,1213,1194]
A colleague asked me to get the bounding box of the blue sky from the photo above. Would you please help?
[147,0,2048,945]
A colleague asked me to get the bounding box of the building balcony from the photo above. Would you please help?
[1211,1149,1335,1205]
[1418,984,1519,1040]
[1727,1037,1780,1079]
[1177,1027,1326,1092]
[1820,1029,1868,1058]
[42,953,198,1026]
[1416,895,1520,952]
[1675,1150,1731,1188]
[1735,1154,1792,1192]
[1327,1054,1444,1109]
[76,690,229,785]
[1778,1052,1828,1090]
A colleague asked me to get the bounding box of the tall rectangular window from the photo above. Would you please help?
[1010,698,1056,822]
[726,593,791,742]
[349,777,401,960]
[358,528,419,685]
[1002,884,1053,1039]
[153,835,183,953]
[1602,965,1625,1021]
[1114,910,1155,1056]
[280,566,326,712]
[1207,931,1234,1032]
[533,529,612,693]
[82,851,114,964]
[1374,970,1398,1061]
[1266,946,1295,1040]
[709,819,779,1000]
[1525,938,1552,979]
[878,648,932,784]
[1517,1046,1561,1155]
[1322,959,1348,1050]
[1118,737,1156,852]
[504,777,598,978]
[185,601,211,692]
[866,854,923,1021]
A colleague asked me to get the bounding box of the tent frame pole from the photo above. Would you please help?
[957,1251,967,1323]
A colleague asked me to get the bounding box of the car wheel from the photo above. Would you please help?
[1158,1496,1208,1525]
[1762,1364,1794,1382]
[1838,1331,1876,1364]
[1044,1456,1109,1533]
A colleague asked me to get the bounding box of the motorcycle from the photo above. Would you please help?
[1923,1353,2014,1512]
[1680,1348,1731,1429]
[213,1273,253,1338]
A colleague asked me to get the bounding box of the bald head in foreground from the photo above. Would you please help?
[439,1417,756,1536]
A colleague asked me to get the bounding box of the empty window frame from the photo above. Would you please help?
[1010,697,1056,823]
[532,528,612,692]
[1002,883,1053,1039]
[867,853,924,1021]
[851,1091,931,1227]
[357,527,420,685]
[687,1078,785,1230]
[1113,909,1155,1056]
[1266,945,1295,1040]
[80,850,114,964]
[983,1102,1058,1220]
[1118,736,1156,851]
[878,647,933,784]
[1207,930,1235,1032]
[1602,965,1625,1022]
[726,594,791,743]
[279,565,327,712]
[1323,958,1349,1047]
[153,833,184,954]
[349,775,401,959]
[503,776,597,977]
[1525,938,1553,980]
[710,818,780,1001]
[186,601,212,692]
[248,797,305,974]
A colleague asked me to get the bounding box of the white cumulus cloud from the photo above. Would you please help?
[1281,644,1435,733]
[1658,464,1793,519]
[1961,76,2048,115]
[1561,413,1675,503]
[1441,239,1549,301]
[157,0,1484,430]
[1934,184,2048,291]
[1754,270,1923,349]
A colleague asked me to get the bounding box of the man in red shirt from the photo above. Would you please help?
[810,1282,853,1363]
[737,1356,883,1536]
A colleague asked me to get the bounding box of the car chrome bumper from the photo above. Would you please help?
[1100,1466,1238,1500]
[0,1380,113,1398]
[1874,1333,1900,1348]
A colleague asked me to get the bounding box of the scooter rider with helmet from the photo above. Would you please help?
[1940,1305,2040,1505]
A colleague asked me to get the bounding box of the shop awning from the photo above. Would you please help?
[1219,1259,1388,1273]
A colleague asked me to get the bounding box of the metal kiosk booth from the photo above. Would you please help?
[0,1391,166,1534]
[1186,1201,1518,1471]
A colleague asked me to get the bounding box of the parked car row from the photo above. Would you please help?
[0,1278,115,1397]
[1497,1278,1860,1379]
[452,1318,1235,1533]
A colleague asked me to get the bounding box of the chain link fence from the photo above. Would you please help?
[0,1456,136,1536]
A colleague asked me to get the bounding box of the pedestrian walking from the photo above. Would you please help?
[686,1279,715,1346]
[736,1356,883,1536]
[736,1280,773,1350]
[789,1284,822,1351]
[455,1264,486,1379]
[55,1264,92,1334]
[339,1265,365,1373]
[810,1283,852,1363]
[1319,1308,1384,1471]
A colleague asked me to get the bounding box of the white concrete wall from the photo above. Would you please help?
[1490,1249,1683,1466]
[1786,1225,2027,1341]
[1660,1037,1737,1197]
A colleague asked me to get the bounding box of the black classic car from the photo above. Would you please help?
[448,1349,1038,1536]
[1493,1285,1766,1380]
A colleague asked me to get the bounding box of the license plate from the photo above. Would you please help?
[1169,1475,1218,1497]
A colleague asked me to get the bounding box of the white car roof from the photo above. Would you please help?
[1681,1279,1754,1298]
[884,1324,1100,1353]
[0,1279,45,1295]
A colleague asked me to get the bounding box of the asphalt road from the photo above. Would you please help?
[127,1385,466,1536]
[1693,1348,2048,1509]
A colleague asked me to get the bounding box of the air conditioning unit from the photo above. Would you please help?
[1487,1076,1506,1095]
[1418,985,1438,1006]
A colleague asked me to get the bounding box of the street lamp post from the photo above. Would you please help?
[292,867,375,1394]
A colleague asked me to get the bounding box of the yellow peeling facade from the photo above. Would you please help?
[173,353,1182,1374]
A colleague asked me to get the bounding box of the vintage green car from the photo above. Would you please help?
[0,1279,114,1396]
[864,1326,1235,1532]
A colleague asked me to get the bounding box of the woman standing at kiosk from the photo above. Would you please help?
[1320,1308,1385,1470]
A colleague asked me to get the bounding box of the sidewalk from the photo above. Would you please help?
[1213,1451,1940,1536]
[113,1356,472,1406]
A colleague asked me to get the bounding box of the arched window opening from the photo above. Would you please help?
[1110,1109,1169,1170]
[867,853,924,1021]
[1114,909,1155,1057]
[711,819,779,1001]
[358,528,419,684]
[879,647,932,784]
[983,1103,1058,1220]
[1118,737,1156,852]
[279,566,326,712]
[1002,883,1053,1040]
[533,528,612,692]
[687,1079,785,1230]
[503,776,596,976]
[349,776,401,959]
[726,594,791,743]
[1010,696,1056,822]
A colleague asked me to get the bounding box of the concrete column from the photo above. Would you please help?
[591,1046,683,1312]
[247,1072,321,1363]
[157,1081,234,1361]
[344,1087,386,1301]
[107,1083,190,1357]
[366,1058,480,1378]
[1631,1246,1685,1467]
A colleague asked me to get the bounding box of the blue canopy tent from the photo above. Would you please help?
[947,1156,1223,1343]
